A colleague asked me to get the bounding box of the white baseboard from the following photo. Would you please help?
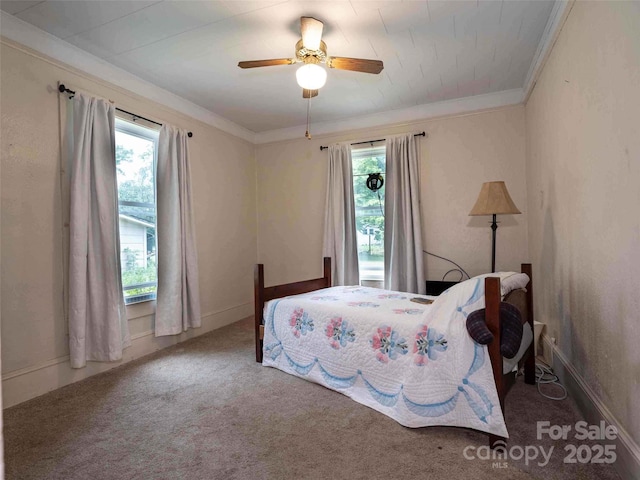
[541,335,640,480]
[2,302,253,408]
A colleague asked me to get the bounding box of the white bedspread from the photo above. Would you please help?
[262,278,512,437]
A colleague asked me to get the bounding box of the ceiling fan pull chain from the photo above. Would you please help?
[305,96,312,139]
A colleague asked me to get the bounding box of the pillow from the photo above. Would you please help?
[465,302,524,358]
[466,309,493,345]
[499,272,530,297]
[469,272,530,297]
[499,302,524,358]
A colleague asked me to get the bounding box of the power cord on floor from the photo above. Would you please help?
[535,362,568,401]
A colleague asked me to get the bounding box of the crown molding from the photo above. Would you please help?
[1,0,569,147]
[522,0,575,102]
[0,11,256,143]
[254,88,525,144]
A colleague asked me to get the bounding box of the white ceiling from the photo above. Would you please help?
[1,0,556,135]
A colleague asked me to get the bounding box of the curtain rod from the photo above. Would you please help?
[319,131,425,151]
[58,84,193,138]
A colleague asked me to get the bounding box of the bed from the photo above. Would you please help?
[254,258,535,445]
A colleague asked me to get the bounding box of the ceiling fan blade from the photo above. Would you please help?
[302,89,318,99]
[327,57,384,74]
[300,17,323,51]
[238,58,296,69]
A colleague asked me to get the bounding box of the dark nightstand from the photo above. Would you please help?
[425,280,459,295]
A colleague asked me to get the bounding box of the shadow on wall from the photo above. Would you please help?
[539,179,572,359]
[540,175,638,450]
[541,179,610,393]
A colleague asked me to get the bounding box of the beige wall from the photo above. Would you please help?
[256,106,529,287]
[525,0,640,454]
[0,40,257,407]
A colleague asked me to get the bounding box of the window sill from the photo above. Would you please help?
[126,299,156,320]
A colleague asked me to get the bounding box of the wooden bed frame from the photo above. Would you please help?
[254,258,535,446]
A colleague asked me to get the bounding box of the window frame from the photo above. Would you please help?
[351,145,386,283]
[115,118,159,305]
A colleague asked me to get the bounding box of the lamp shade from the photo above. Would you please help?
[469,181,521,216]
[296,64,327,90]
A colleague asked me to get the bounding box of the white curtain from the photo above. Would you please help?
[155,125,202,336]
[322,143,360,286]
[69,93,130,368]
[384,133,425,294]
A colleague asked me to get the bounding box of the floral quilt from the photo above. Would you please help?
[262,277,514,438]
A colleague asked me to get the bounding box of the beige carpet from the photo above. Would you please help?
[4,318,620,480]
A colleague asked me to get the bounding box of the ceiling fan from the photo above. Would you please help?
[238,17,384,99]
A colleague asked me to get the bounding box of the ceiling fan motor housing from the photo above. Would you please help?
[296,39,327,64]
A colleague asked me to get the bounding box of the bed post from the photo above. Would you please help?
[522,263,536,385]
[323,257,332,287]
[485,276,505,448]
[485,277,504,405]
[254,263,265,363]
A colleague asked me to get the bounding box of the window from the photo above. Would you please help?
[352,146,386,284]
[115,119,159,304]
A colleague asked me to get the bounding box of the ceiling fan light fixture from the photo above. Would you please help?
[296,64,327,90]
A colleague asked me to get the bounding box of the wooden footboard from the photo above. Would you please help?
[254,257,331,363]
[486,263,535,447]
